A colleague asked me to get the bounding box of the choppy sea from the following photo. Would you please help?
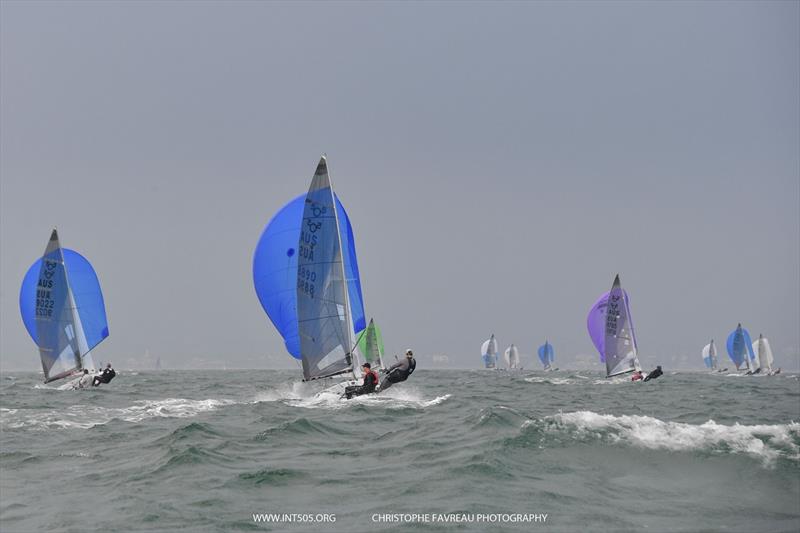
[1,369,798,533]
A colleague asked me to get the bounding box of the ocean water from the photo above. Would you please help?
[1,369,798,533]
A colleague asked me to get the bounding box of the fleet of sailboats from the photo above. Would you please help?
[20,161,785,390]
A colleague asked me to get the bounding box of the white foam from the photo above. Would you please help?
[536,411,800,466]
[0,398,236,431]
[284,384,450,411]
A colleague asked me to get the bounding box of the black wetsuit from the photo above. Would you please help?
[643,367,663,382]
[379,357,416,392]
[345,370,378,399]
[92,368,116,387]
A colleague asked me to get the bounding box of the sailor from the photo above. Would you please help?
[379,349,417,392]
[643,365,663,382]
[92,363,116,387]
[631,370,644,382]
[344,363,379,399]
[75,369,92,389]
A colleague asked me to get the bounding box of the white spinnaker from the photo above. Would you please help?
[702,341,717,370]
[481,334,498,367]
[753,336,774,372]
[504,345,519,369]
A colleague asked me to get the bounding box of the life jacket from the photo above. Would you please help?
[364,369,378,387]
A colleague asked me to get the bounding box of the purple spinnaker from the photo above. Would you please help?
[587,292,609,362]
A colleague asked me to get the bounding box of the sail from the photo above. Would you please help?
[481,334,498,368]
[253,193,366,360]
[603,275,640,377]
[19,230,109,382]
[587,293,609,362]
[538,341,554,370]
[357,319,384,369]
[701,341,717,369]
[753,335,774,372]
[296,157,355,380]
[726,324,755,370]
[503,345,519,369]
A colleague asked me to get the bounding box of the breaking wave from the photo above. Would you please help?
[526,411,800,466]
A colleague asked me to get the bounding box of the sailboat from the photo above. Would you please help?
[752,334,775,375]
[253,156,369,394]
[503,344,520,370]
[587,274,641,378]
[19,229,109,386]
[481,334,498,369]
[537,341,555,371]
[726,323,756,373]
[702,340,718,371]
[357,318,385,370]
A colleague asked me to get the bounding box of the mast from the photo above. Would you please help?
[325,155,359,378]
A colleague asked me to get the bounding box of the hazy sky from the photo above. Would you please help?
[1,1,798,371]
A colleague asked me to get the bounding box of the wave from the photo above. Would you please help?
[525,411,800,466]
[0,398,236,431]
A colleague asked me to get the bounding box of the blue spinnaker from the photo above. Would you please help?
[538,342,554,367]
[20,249,110,352]
[726,324,755,369]
[253,193,366,360]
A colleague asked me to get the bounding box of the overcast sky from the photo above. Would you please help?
[1,1,798,371]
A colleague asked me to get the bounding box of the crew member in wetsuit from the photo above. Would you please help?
[344,363,379,399]
[75,369,92,389]
[643,365,663,382]
[631,370,643,382]
[92,363,116,387]
[379,349,417,392]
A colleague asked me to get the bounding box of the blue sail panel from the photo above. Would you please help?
[537,343,554,366]
[253,193,366,360]
[20,249,109,351]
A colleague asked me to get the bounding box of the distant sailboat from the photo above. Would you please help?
[702,340,718,371]
[357,319,385,370]
[253,156,369,392]
[503,344,520,370]
[481,334,498,369]
[752,334,774,375]
[538,341,555,371]
[587,275,641,378]
[19,229,109,384]
[726,323,756,372]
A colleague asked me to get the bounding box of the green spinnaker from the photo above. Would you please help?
[357,319,384,369]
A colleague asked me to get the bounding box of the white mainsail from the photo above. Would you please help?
[34,231,93,382]
[296,156,358,381]
[604,274,641,377]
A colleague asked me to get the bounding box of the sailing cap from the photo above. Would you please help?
[362,362,371,369]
